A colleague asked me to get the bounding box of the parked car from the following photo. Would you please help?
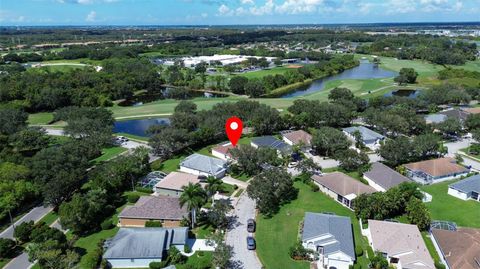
[247,236,256,250]
[247,219,256,233]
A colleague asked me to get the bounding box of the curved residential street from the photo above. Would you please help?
[226,193,263,269]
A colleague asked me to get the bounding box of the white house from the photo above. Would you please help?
[211,142,234,161]
[179,153,227,179]
[447,174,480,202]
[343,126,385,150]
[302,212,355,269]
[281,130,312,151]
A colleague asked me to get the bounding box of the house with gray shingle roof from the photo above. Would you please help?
[301,212,355,269]
[251,136,292,155]
[103,227,188,268]
[179,153,227,178]
[448,175,480,202]
[363,162,411,192]
[343,126,385,150]
[118,196,188,227]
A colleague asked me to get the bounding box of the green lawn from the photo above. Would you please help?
[38,211,59,226]
[420,179,480,228]
[256,182,370,269]
[28,112,54,125]
[240,66,297,79]
[91,146,128,164]
[421,232,441,263]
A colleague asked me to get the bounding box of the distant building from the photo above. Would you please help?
[301,212,355,269]
[424,114,448,124]
[312,172,376,209]
[281,130,312,151]
[448,174,480,202]
[439,108,471,122]
[363,162,411,192]
[251,136,292,155]
[342,126,385,150]
[431,227,480,269]
[103,227,188,268]
[404,157,469,185]
[118,196,188,227]
[364,220,435,269]
[155,172,202,197]
[179,153,228,178]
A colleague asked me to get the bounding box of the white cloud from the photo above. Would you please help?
[201,12,208,18]
[240,0,254,4]
[218,4,232,15]
[85,10,97,21]
[249,0,274,15]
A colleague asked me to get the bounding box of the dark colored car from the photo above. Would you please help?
[247,219,256,233]
[247,236,256,250]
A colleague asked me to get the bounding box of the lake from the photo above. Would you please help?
[280,60,397,98]
[384,89,420,98]
[114,118,170,137]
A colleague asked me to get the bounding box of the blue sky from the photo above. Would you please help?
[0,0,479,26]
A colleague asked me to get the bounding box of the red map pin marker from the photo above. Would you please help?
[225,116,243,146]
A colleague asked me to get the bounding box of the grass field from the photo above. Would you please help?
[256,182,370,269]
[240,66,296,79]
[28,112,54,125]
[91,146,127,164]
[420,179,480,228]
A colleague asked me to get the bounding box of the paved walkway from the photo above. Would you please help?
[225,193,263,269]
[222,176,249,189]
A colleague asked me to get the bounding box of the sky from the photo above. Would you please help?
[0,0,479,26]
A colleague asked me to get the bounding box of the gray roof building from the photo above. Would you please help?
[343,126,385,145]
[302,212,355,259]
[251,136,292,154]
[439,109,470,122]
[449,175,480,195]
[424,114,448,124]
[180,153,227,177]
[363,162,410,191]
[104,227,188,260]
[119,196,188,221]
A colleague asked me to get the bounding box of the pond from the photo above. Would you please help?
[114,118,170,137]
[280,60,397,98]
[118,87,228,107]
[384,89,420,98]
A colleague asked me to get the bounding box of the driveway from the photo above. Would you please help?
[0,205,52,239]
[444,138,480,171]
[225,193,262,269]
[306,153,382,169]
[222,176,248,189]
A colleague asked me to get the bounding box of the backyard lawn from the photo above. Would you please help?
[91,146,128,164]
[420,179,480,228]
[28,112,54,125]
[256,182,370,269]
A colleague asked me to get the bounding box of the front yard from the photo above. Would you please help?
[256,181,370,269]
[420,179,480,228]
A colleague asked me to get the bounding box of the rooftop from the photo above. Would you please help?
[251,136,292,153]
[119,195,188,221]
[281,130,312,146]
[312,172,376,197]
[211,143,235,157]
[431,227,480,269]
[449,174,480,194]
[179,153,227,175]
[424,114,448,124]
[364,162,410,190]
[302,212,355,259]
[343,126,385,142]
[155,172,201,191]
[368,220,435,269]
[103,227,188,259]
[439,108,470,122]
[404,157,469,177]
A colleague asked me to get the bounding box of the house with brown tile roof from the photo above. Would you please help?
[431,227,480,269]
[154,172,202,197]
[463,107,480,115]
[364,220,435,269]
[119,196,188,228]
[404,158,469,185]
[281,130,312,150]
[211,142,234,161]
[312,172,376,209]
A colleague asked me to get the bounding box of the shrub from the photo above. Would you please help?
[184,244,192,253]
[353,264,362,269]
[127,193,140,203]
[355,245,364,257]
[233,184,239,190]
[0,238,16,258]
[197,251,205,257]
[100,219,113,230]
[101,259,111,269]
[83,247,103,269]
[145,220,163,227]
[308,181,319,192]
[289,241,314,261]
[180,217,190,227]
[135,187,154,194]
[149,261,168,269]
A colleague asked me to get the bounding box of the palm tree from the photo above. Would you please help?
[180,183,206,228]
[205,176,224,202]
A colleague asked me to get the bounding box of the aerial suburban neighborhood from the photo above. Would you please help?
[1,1,480,269]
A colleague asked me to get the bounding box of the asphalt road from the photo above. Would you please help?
[0,205,52,239]
[225,193,263,269]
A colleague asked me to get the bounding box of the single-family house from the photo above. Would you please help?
[363,162,411,192]
[462,107,480,115]
[430,227,480,269]
[342,126,385,150]
[312,172,376,209]
[364,220,435,269]
[281,130,312,150]
[179,153,227,178]
[118,196,188,227]
[155,172,202,197]
[424,114,448,124]
[301,212,355,269]
[211,142,235,161]
[447,174,480,202]
[404,157,469,185]
[103,227,188,268]
[251,136,292,155]
[439,108,471,122]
